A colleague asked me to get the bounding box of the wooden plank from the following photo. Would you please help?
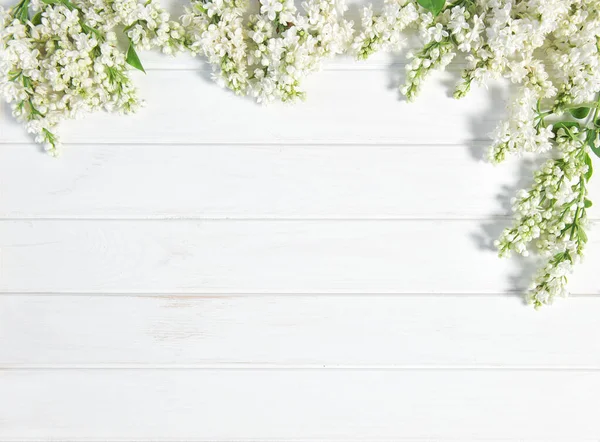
[1,294,599,367]
[0,70,509,145]
[0,369,598,440]
[0,144,556,219]
[1,219,599,294]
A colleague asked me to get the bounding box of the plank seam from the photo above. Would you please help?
[0,217,516,221]
[1,366,600,371]
[0,291,597,296]
[0,217,590,222]
[0,141,493,147]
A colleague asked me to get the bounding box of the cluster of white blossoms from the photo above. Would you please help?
[180,0,248,94]
[397,0,567,101]
[4,0,600,306]
[352,0,419,60]
[356,0,600,306]
[0,0,182,154]
[180,0,353,102]
[245,0,354,102]
[489,87,555,163]
[495,126,594,307]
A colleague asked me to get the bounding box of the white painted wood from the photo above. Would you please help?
[0,143,549,219]
[0,70,509,145]
[1,369,599,440]
[1,220,599,294]
[0,18,597,437]
[1,294,600,368]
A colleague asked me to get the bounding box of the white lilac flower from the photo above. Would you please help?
[181,0,352,102]
[260,0,283,21]
[489,87,555,163]
[547,0,600,111]
[377,0,600,306]
[352,0,420,60]
[0,0,181,154]
[4,0,600,308]
[246,0,354,103]
[399,3,483,101]
[180,0,248,94]
[494,122,594,307]
[354,0,572,102]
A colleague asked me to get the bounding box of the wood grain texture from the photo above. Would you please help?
[0,70,509,145]
[1,219,599,294]
[1,294,600,368]
[5,143,599,219]
[0,23,598,438]
[1,369,599,441]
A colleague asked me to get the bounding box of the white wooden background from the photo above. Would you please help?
[2,2,600,438]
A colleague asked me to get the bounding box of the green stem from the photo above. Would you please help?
[11,0,30,22]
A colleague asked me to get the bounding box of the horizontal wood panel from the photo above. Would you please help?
[0,144,557,219]
[1,1,590,437]
[1,219,599,294]
[1,369,598,440]
[1,294,600,367]
[0,70,509,145]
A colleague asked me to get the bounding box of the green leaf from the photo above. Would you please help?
[584,152,594,181]
[569,107,591,119]
[19,6,28,22]
[61,0,78,9]
[417,0,446,15]
[126,42,146,73]
[15,0,30,22]
[579,228,588,244]
[584,199,593,208]
[31,11,42,25]
[41,0,76,8]
[81,23,103,40]
[552,121,580,137]
[587,130,600,159]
